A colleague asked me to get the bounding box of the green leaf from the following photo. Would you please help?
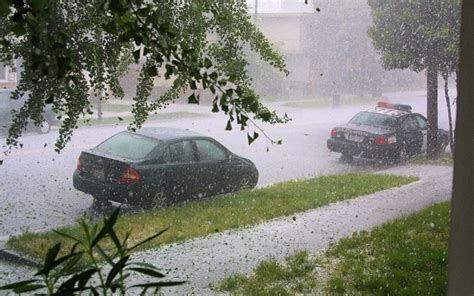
[128,267,165,278]
[188,93,199,104]
[29,0,47,11]
[259,111,272,121]
[57,268,97,292]
[212,102,219,113]
[0,0,11,17]
[129,228,168,251]
[36,251,82,276]
[39,243,61,275]
[106,255,130,286]
[133,49,141,61]
[204,57,212,68]
[225,120,232,131]
[53,230,82,243]
[145,65,158,76]
[13,284,46,293]
[130,281,186,289]
[253,131,259,141]
[247,133,254,144]
[11,23,26,36]
[0,280,39,290]
[95,244,115,265]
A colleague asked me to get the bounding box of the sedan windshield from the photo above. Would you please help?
[349,111,398,128]
[96,132,161,161]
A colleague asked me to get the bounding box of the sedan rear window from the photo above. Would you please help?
[96,132,160,160]
[349,111,398,128]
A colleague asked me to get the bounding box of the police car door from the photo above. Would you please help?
[400,115,423,155]
[414,114,428,153]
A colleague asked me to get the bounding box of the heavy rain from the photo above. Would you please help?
[0,0,471,295]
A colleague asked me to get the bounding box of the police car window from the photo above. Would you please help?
[349,111,397,128]
[169,140,195,163]
[401,116,419,131]
[414,115,428,129]
[195,139,227,161]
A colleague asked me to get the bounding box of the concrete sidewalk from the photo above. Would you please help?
[0,165,452,294]
[129,164,452,294]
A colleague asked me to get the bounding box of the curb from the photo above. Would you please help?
[0,249,40,268]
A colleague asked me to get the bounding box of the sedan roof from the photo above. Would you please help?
[133,127,203,141]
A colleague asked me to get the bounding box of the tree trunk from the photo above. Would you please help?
[426,64,439,159]
[442,72,455,153]
[447,0,474,294]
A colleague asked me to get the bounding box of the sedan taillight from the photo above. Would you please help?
[119,167,141,184]
[374,135,386,145]
[76,158,82,171]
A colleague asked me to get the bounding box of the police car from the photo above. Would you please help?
[327,102,449,161]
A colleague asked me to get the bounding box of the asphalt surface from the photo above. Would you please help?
[0,89,456,289]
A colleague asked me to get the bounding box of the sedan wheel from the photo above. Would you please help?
[150,189,168,209]
[238,175,255,190]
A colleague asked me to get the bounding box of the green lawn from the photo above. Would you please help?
[78,111,205,127]
[217,202,450,295]
[7,173,416,261]
[99,103,132,113]
[409,152,453,166]
[283,96,378,109]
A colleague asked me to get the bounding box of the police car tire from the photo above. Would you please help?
[397,143,409,162]
[340,153,354,163]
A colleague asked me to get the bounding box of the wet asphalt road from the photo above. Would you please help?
[0,89,455,238]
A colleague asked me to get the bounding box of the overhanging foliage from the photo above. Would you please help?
[0,0,289,151]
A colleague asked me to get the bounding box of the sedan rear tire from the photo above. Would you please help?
[147,188,169,209]
[91,198,113,211]
[238,175,257,190]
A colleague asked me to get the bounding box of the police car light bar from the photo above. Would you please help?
[377,101,412,112]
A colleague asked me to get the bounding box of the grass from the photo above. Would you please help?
[99,103,132,113]
[217,202,450,295]
[283,96,378,109]
[409,152,453,166]
[77,111,205,127]
[7,173,417,261]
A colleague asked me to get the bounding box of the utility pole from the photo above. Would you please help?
[254,0,258,23]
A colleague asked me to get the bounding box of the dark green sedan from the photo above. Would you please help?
[73,128,259,208]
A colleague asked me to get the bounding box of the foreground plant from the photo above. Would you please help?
[0,207,183,295]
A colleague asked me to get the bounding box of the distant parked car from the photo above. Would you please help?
[73,128,259,208]
[0,89,55,134]
[327,101,449,162]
